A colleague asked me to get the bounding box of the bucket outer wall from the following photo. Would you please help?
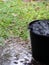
[29,20,49,64]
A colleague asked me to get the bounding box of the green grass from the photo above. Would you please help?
[0,0,49,41]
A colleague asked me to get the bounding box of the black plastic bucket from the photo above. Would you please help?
[28,20,49,64]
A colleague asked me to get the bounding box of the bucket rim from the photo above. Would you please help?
[28,19,49,38]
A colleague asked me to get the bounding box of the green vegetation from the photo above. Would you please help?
[0,0,49,41]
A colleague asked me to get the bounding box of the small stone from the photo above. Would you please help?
[20,61,24,63]
[25,58,29,61]
[14,62,18,64]
[24,62,27,65]
[15,58,19,60]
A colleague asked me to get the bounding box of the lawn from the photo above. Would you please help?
[0,0,49,42]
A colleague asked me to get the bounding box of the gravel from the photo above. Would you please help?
[0,37,32,65]
[32,20,49,36]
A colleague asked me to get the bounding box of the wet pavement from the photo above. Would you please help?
[0,37,32,65]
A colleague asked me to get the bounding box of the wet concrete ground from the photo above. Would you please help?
[0,37,32,65]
